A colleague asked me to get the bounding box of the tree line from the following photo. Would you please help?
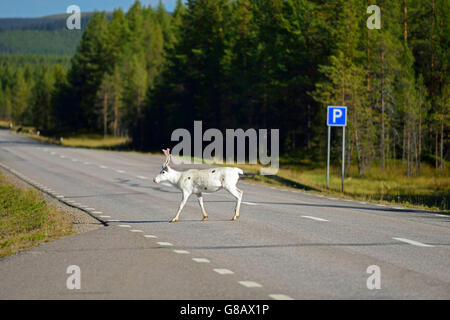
[0,0,448,176]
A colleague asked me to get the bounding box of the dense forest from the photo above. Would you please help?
[0,0,448,177]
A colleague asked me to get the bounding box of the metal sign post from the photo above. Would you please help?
[327,126,331,189]
[327,106,347,192]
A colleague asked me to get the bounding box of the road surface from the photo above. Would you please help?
[0,129,449,299]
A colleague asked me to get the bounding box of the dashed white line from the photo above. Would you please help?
[213,269,234,275]
[131,230,143,233]
[238,281,262,288]
[157,242,173,246]
[301,216,329,222]
[116,170,126,174]
[393,237,434,248]
[243,202,258,206]
[137,175,149,180]
[144,235,157,238]
[100,215,111,218]
[99,165,108,169]
[93,211,103,214]
[173,250,190,254]
[192,258,210,263]
[118,225,131,228]
[269,294,294,300]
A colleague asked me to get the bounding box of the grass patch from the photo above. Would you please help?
[57,134,130,148]
[0,173,74,258]
[215,160,449,211]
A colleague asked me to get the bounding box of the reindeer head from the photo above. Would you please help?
[153,148,174,184]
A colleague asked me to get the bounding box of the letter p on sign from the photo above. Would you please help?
[327,107,347,127]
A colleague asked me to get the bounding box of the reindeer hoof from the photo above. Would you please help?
[202,217,208,222]
[232,216,240,221]
[170,218,179,223]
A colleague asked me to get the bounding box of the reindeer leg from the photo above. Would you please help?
[171,191,190,223]
[226,187,243,221]
[196,193,208,221]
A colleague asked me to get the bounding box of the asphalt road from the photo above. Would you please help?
[0,129,449,299]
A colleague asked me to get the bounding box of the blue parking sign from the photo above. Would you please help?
[327,106,347,127]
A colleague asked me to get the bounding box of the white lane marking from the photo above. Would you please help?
[137,175,149,180]
[93,211,103,214]
[131,230,143,233]
[393,237,434,248]
[269,294,294,300]
[83,162,90,165]
[238,281,262,288]
[144,235,157,238]
[60,156,65,158]
[213,269,234,275]
[359,201,367,204]
[116,170,126,174]
[99,165,108,169]
[301,216,329,222]
[67,200,75,203]
[393,207,405,210]
[192,258,210,263]
[173,250,190,254]
[86,208,96,211]
[436,214,448,217]
[50,152,56,155]
[100,215,111,218]
[56,195,64,198]
[157,242,173,246]
[107,219,120,222]
[118,225,131,228]
[243,201,258,206]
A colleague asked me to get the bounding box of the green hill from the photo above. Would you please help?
[0,12,110,55]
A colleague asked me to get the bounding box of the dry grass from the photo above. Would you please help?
[58,134,130,148]
[217,160,449,211]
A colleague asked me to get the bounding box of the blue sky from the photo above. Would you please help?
[0,0,180,18]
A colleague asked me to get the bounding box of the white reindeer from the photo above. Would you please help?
[153,149,244,222]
